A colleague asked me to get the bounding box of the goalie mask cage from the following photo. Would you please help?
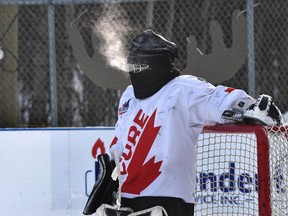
[194,124,288,216]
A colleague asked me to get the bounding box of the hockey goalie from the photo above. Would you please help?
[82,29,283,216]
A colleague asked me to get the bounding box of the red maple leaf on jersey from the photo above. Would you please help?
[122,109,162,194]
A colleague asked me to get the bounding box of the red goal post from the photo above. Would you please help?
[194,124,288,216]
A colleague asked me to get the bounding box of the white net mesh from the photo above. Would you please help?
[194,124,288,216]
[267,125,288,215]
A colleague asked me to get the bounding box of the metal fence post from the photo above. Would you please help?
[247,0,256,97]
[48,3,58,126]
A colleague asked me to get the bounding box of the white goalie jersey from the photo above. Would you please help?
[110,75,255,204]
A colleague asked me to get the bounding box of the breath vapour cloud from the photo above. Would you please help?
[93,4,131,72]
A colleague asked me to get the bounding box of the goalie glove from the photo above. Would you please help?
[243,94,283,126]
[221,110,244,122]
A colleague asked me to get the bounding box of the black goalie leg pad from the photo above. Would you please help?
[83,153,118,215]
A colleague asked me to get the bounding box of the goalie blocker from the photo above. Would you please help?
[222,94,283,126]
[83,154,169,216]
[83,153,118,215]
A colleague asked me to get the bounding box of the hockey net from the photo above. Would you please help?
[194,124,288,216]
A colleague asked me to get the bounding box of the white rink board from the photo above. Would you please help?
[0,128,261,216]
[0,127,114,216]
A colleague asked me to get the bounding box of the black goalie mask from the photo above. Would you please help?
[127,29,180,99]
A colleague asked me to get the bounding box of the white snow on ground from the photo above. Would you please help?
[283,111,288,124]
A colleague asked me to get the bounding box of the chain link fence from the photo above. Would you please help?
[0,0,287,128]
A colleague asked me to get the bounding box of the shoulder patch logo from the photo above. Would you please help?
[118,98,132,115]
[225,87,236,93]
